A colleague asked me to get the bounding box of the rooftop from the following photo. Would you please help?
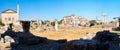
[2,9,17,13]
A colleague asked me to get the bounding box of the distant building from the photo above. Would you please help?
[62,14,89,26]
[1,9,19,25]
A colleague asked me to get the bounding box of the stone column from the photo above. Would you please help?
[116,22,119,27]
[118,18,120,28]
[55,19,58,31]
[116,18,120,28]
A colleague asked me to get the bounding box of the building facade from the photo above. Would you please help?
[1,9,19,25]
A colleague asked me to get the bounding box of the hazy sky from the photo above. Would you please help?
[0,0,120,21]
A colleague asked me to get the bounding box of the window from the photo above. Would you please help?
[12,17,14,21]
[8,17,11,21]
[5,18,7,21]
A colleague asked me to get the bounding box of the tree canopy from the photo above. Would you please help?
[0,18,4,26]
[89,20,99,27]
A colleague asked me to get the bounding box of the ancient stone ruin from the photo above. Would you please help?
[0,22,120,50]
[0,24,15,50]
[60,30,120,50]
[0,21,47,50]
[113,18,120,31]
[16,21,47,45]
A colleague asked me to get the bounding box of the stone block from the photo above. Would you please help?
[49,43,60,50]
[4,36,15,43]
[55,39,67,44]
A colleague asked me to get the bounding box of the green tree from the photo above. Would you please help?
[0,18,4,26]
[44,20,50,24]
[78,23,82,26]
[89,20,97,27]
[58,20,63,24]
[51,22,55,26]
[44,20,50,26]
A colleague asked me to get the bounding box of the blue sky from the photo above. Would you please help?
[0,0,120,21]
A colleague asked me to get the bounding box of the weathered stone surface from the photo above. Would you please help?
[60,39,98,50]
[4,42,11,48]
[55,39,67,44]
[93,30,116,42]
[0,36,15,49]
[4,36,15,43]
[74,40,97,50]
[0,38,4,43]
[18,37,47,46]
[83,32,92,40]
[96,42,109,50]
[60,42,75,50]
[49,43,60,50]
